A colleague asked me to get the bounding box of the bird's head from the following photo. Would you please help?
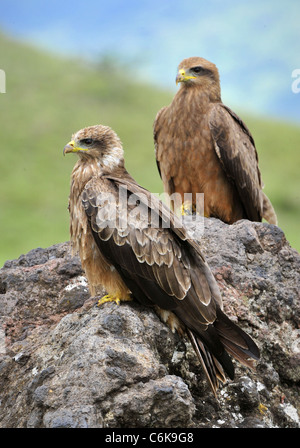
[176,57,221,100]
[63,124,124,170]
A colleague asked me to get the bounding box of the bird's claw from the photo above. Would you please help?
[97,294,132,307]
[180,202,196,216]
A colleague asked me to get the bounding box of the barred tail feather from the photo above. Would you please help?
[214,307,260,368]
[262,191,277,225]
[187,328,227,397]
[187,307,260,397]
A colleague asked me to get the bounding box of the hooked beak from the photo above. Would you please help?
[176,68,196,85]
[63,140,89,156]
[63,140,76,156]
[176,69,186,85]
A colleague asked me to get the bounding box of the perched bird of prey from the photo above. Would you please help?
[64,124,260,396]
[154,56,277,224]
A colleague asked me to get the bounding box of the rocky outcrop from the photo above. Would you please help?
[0,218,299,428]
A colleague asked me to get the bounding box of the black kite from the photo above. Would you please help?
[154,56,277,224]
[64,124,260,396]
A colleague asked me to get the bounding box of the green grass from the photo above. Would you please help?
[0,33,299,267]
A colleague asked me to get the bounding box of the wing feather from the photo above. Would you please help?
[209,103,263,221]
[82,175,212,309]
[81,172,259,390]
[153,106,168,179]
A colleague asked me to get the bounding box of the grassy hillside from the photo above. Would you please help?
[0,33,299,266]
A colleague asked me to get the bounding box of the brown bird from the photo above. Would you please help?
[64,124,260,396]
[154,56,277,224]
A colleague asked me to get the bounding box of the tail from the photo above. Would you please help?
[187,307,260,397]
[262,192,277,225]
[187,328,227,397]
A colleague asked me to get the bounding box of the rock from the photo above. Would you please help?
[0,219,299,428]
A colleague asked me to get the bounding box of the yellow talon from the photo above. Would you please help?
[97,293,132,307]
[180,202,196,216]
[97,294,120,306]
[258,403,268,415]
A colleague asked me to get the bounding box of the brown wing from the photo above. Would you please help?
[153,106,167,179]
[153,106,178,196]
[209,103,264,222]
[82,173,260,383]
[82,173,217,324]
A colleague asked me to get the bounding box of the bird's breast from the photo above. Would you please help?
[156,96,243,222]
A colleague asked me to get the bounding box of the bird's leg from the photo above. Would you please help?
[97,293,133,307]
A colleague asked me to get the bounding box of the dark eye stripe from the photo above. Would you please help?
[80,138,93,145]
[191,66,214,79]
[192,66,204,73]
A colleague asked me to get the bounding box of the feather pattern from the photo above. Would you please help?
[209,103,263,222]
[82,171,260,393]
[153,56,277,225]
[66,124,260,396]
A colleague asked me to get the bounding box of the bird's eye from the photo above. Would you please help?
[80,138,93,146]
[192,66,204,74]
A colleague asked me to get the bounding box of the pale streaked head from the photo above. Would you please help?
[63,124,124,171]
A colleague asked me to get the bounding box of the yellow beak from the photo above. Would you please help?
[63,140,88,155]
[63,140,76,155]
[176,68,196,85]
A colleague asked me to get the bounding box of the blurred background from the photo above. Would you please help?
[0,0,299,266]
